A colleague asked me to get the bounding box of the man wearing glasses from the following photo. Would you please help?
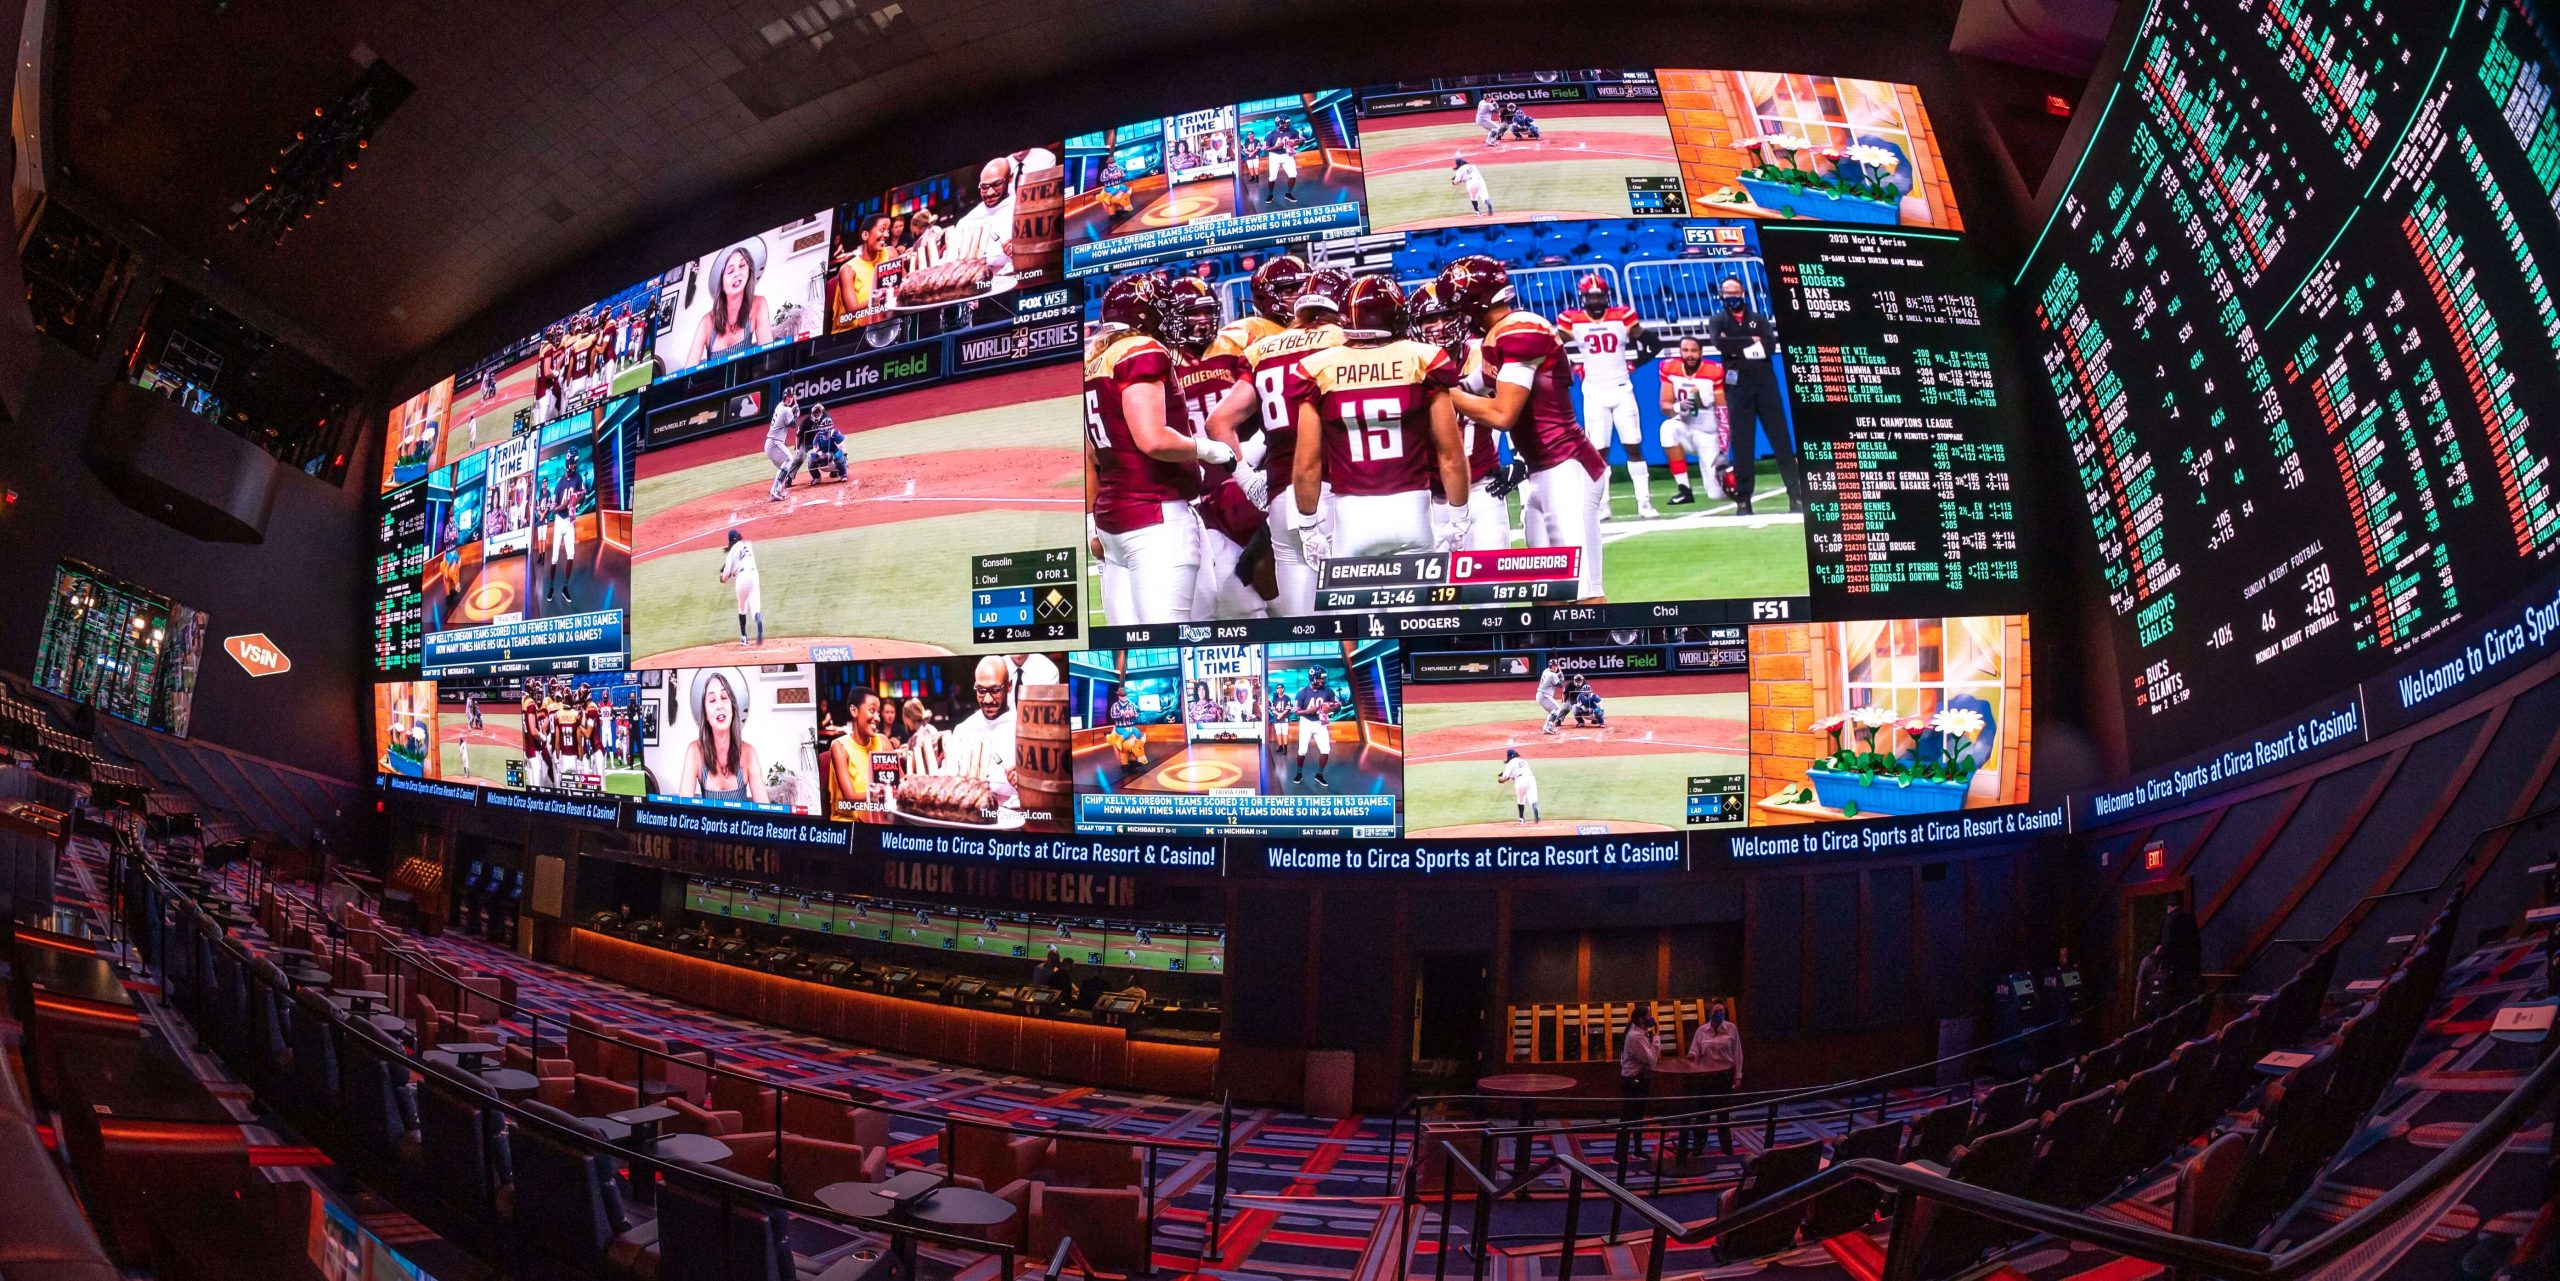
[945,156,1025,276]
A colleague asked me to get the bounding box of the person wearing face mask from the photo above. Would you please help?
[1618,1005,1661,1167]
[1684,1001,1743,1157]
[1704,279,1801,515]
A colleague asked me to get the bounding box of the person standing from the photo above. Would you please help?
[1497,748,1540,825]
[1619,1006,1661,1169]
[1705,277,1800,515]
[1685,1002,1743,1157]
[766,392,804,501]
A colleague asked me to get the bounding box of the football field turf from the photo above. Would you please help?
[1084,477,1807,627]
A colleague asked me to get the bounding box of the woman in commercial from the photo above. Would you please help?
[683,240,775,369]
[679,669,768,805]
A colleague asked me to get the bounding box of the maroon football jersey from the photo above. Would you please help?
[1483,312,1603,479]
[1292,340,1461,498]
[1241,323,1344,494]
[1194,473,1265,546]
[1084,333,1200,534]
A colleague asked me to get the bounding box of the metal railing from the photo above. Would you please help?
[1411,1022,2559,1281]
[2262,800,2560,958]
[134,855,1228,1272]
[229,868,1240,1261]
[1386,1015,2076,1190]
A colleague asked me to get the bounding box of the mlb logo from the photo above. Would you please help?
[1502,657,1531,676]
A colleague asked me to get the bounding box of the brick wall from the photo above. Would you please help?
[1658,69,1965,232]
[1748,616,2033,825]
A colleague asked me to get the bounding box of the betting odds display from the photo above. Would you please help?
[2020,0,2560,764]
[372,66,2056,854]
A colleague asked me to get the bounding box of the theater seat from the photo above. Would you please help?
[1028,1184,1147,1278]
[950,1121,1051,1190]
[715,1131,889,1201]
[1709,1139,1821,1260]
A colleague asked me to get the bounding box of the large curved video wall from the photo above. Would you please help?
[2021,0,2560,822]
[371,66,2059,874]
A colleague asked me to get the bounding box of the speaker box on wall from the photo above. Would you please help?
[81,379,277,543]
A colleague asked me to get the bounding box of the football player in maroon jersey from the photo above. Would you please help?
[1084,272,1238,625]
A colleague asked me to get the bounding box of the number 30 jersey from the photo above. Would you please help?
[1289,339,1461,497]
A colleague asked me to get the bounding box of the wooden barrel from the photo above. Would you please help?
[1013,682,1074,828]
[1009,164,1064,276]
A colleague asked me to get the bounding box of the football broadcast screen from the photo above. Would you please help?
[372,64,2064,854]
[2018,0,2560,765]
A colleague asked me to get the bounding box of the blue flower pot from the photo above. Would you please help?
[1737,176,1901,226]
[1805,766,1971,816]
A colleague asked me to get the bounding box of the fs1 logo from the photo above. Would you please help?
[224,633,292,677]
[1750,599,1793,621]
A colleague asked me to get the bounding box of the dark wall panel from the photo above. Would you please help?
[1511,931,1580,1006]
[1586,929,1655,1002]
[0,344,368,779]
[1747,878,1802,1038]
[1804,873,1860,1033]
[1865,869,1913,1021]
[1315,891,1399,1052]
[1224,887,1311,1049]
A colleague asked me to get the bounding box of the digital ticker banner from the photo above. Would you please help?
[423,608,627,677]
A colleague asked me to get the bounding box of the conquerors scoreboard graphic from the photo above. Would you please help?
[1319,547,1583,612]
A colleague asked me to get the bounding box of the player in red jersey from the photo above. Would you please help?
[1288,277,1471,560]
[1558,274,1656,519]
[1439,255,1607,599]
[1657,335,1728,504]
[1199,266,1350,615]
[1084,272,1237,626]
[1410,280,1511,551]
[1164,276,1235,428]
[1164,274,1275,620]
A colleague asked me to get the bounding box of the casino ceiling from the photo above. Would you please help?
[54,0,1947,381]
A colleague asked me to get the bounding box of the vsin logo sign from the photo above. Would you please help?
[223,633,292,678]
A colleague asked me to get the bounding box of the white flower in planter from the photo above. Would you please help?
[1930,707,1985,740]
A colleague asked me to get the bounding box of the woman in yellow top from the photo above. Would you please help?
[825,686,893,822]
[832,213,897,328]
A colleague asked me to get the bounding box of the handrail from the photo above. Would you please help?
[144,859,1228,1268]
[1389,1016,2072,1187]
[253,872,1220,1157]
[1437,964,2560,1280]
[2264,799,2560,950]
[161,882,1026,1276]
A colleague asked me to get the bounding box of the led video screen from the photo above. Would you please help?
[32,561,206,737]
[816,653,1072,830]
[381,378,450,492]
[829,145,1067,336]
[1355,71,1685,233]
[1062,91,1366,275]
[1400,629,1748,835]
[1746,615,2031,825]
[650,212,834,382]
[636,664,824,816]
[1069,641,1401,837]
[684,884,1226,974]
[444,280,658,468]
[2019,0,2560,763]
[1656,70,1964,232]
[420,399,634,677]
[373,680,437,779]
[1080,216,1810,640]
[373,479,428,677]
[630,363,1083,666]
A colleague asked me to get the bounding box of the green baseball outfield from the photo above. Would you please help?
[1402,675,1747,836]
[1359,103,1684,233]
[630,364,1084,666]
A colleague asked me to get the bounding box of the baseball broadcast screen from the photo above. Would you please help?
[630,362,1084,666]
[1400,628,1749,836]
[636,664,825,816]
[1069,640,1401,837]
[1061,91,1366,276]
[1355,71,1685,234]
[419,399,634,678]
[650,212,834,384]
[815,653,1073,831]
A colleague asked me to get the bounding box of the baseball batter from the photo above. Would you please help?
[1535,659,1567,736]
[1559,276,1655,520]
[719,529,764,647]
[764,394,802,502]
[1498,748,1541,824]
